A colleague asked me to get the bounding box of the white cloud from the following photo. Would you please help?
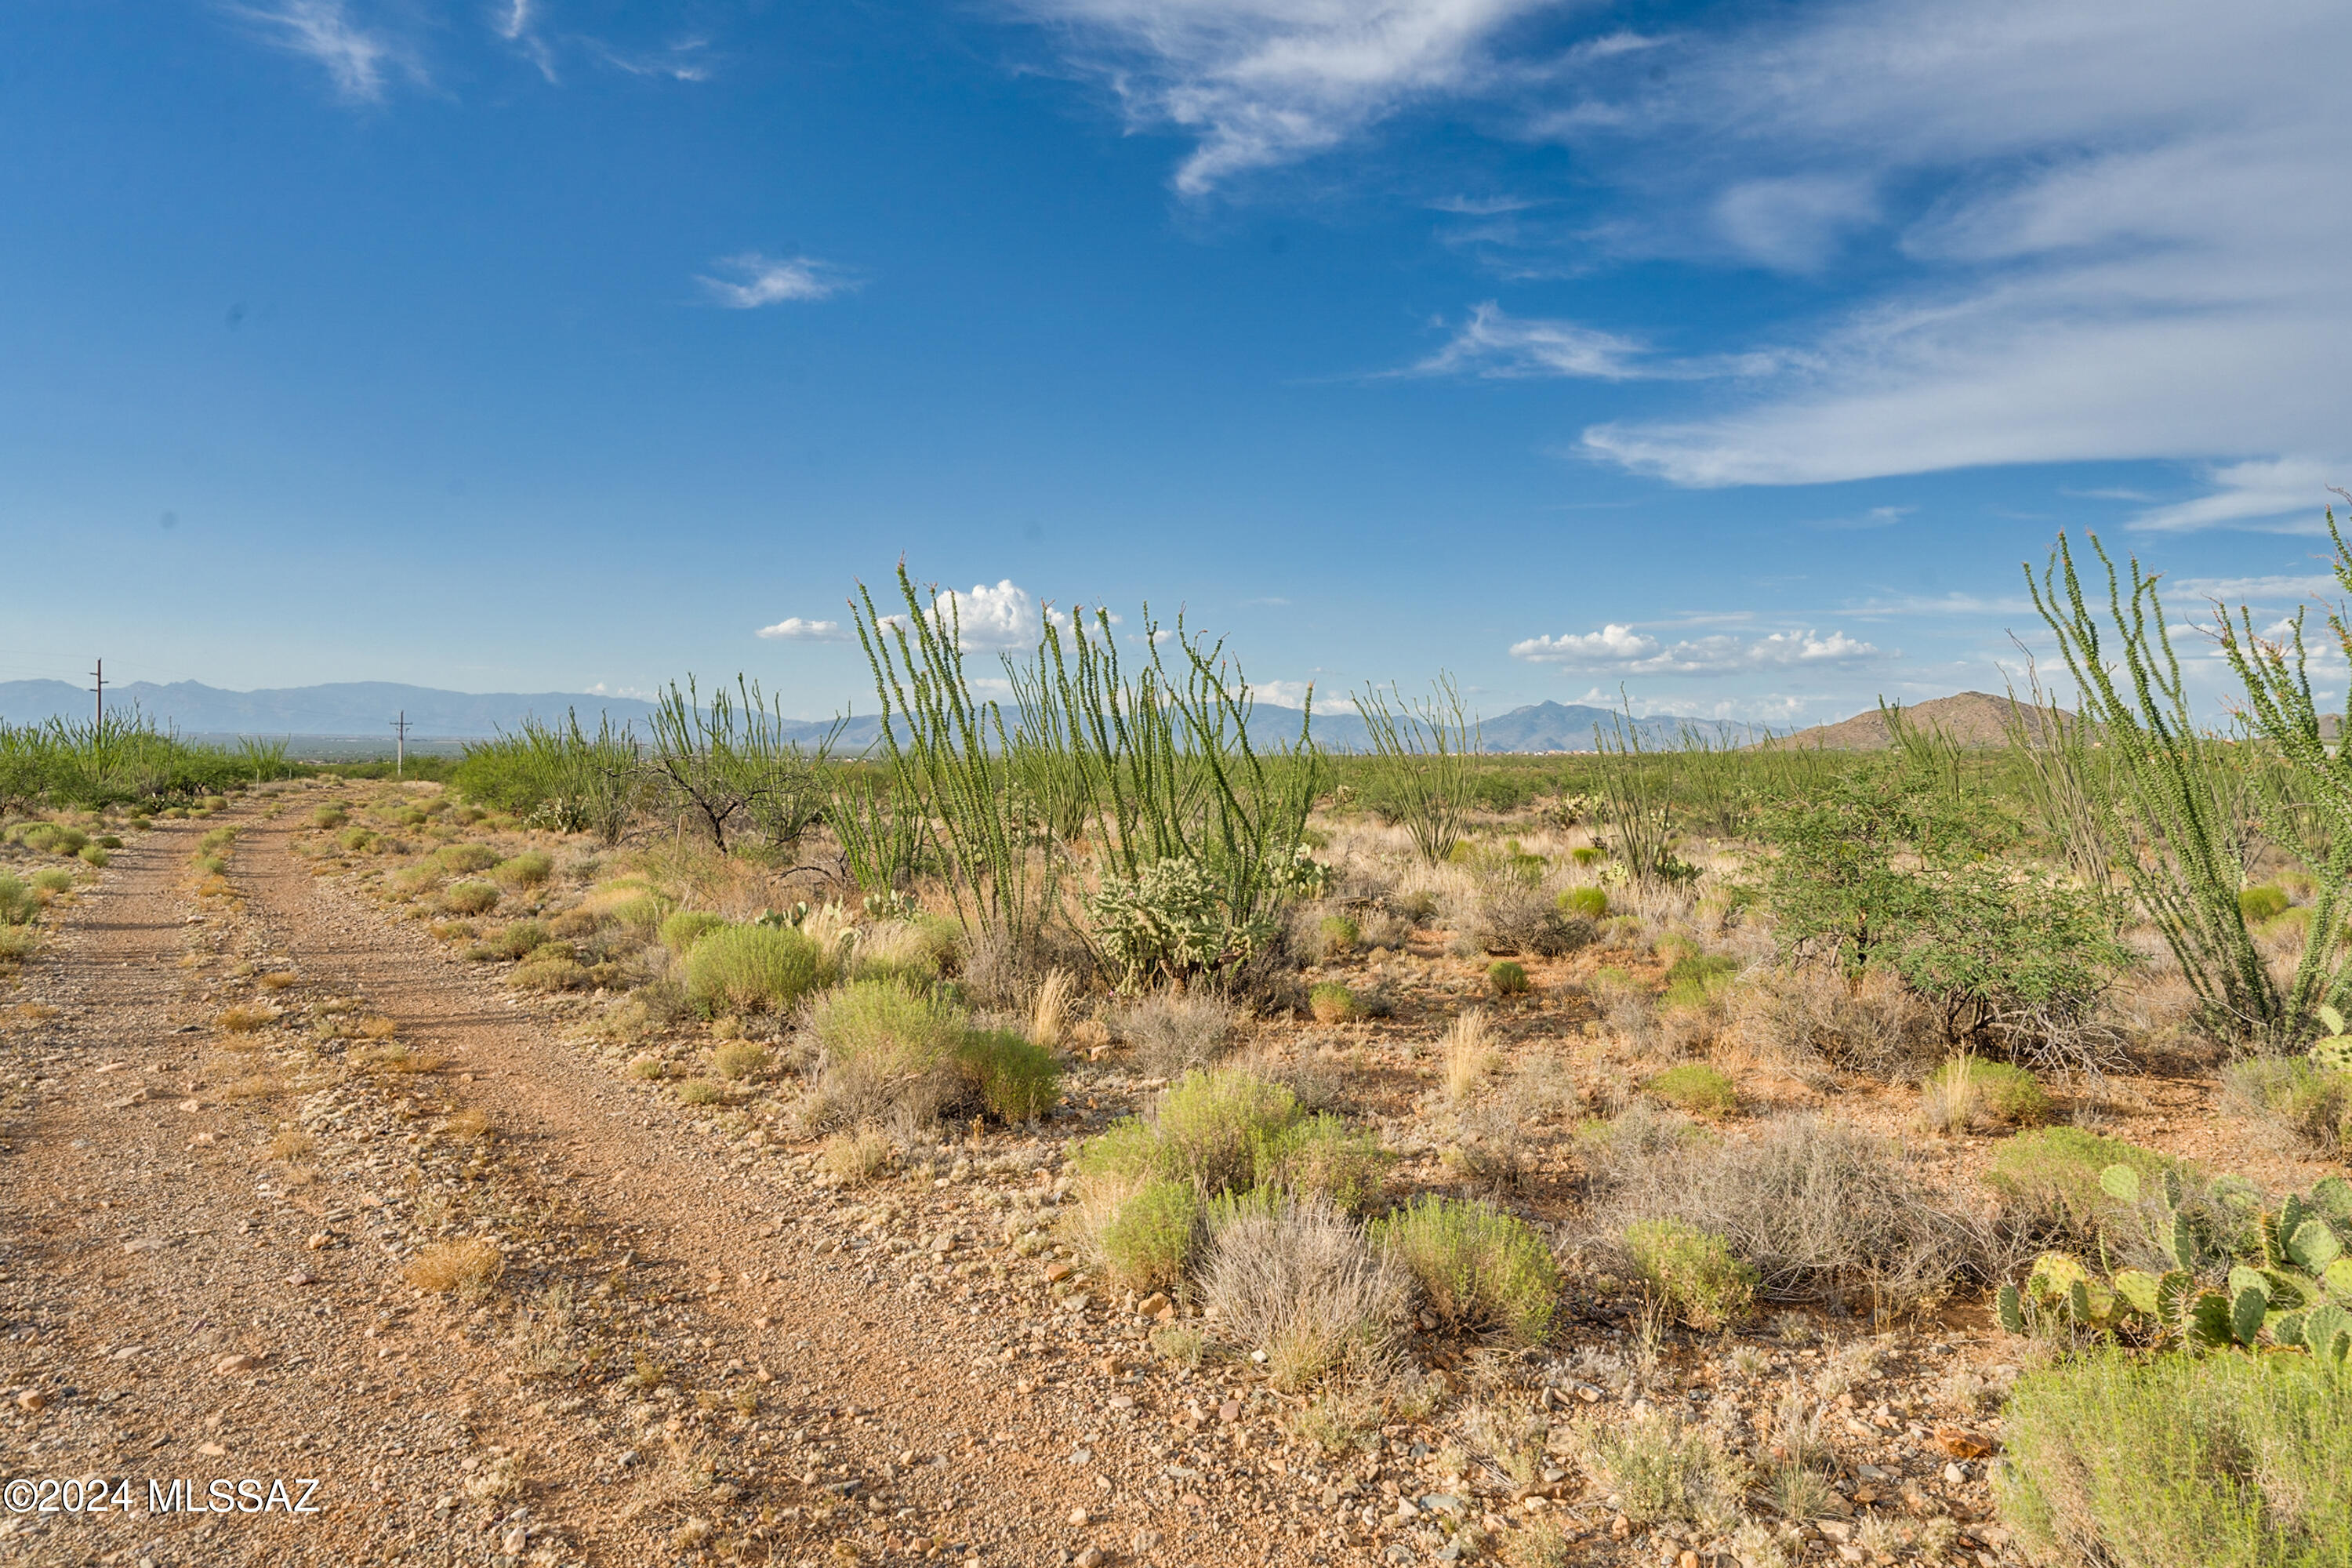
[1541,0,2352,521]
[493,0,556,81]
[591,36,713,82]
[230,0,414,101]
[1413,303,1778,380]
[755,617,849,643]
[1000,0,1566,194]
[698,255,856,308]
[1252,678,1315,709]
[2172,572,2339,606]
[1511,623,1885,674]
[878,581,1115,653]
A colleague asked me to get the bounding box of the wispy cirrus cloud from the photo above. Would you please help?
[1510,623,1885,675]
[697,255,858,309]
[1000,0,1569,195]
[229,0,417,101]
[1410,303,1777,381]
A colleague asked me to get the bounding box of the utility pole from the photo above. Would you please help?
[90,658,103,731]
[390,710,410,781]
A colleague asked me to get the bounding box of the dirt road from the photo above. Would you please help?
[0,806,1345,1566]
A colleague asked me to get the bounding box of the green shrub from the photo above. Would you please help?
[76,844,107,868]
[712,1041,770,1080]
[1986,1127,2183,1231]
[437,843,499,873]
[1996,1350,2352,1565]
[1154,1069,1301,1192]
[1487,960,1530,996]
[486,920,550,960]
[200,796,227,812]
[1317,914,1359,955]
[2237,884,2290,924]
[192,855,227,877]
[495,850,554,887]
[955,1029,1062,1121]
[660,910,728,955]
[1923,1055,2050,1129]
[197,826,237,854]
[1624,1218,1756,1330]
[1557,886,1608,921]
[0,926,38,961]
[30,867,74,895]
[684,924,826,1015]
[1648,1063,1737,1116]
[608,894,666,933]
[337,826,378,853]
[1371,1194,1560,1345]
[511,953,589,992]
[1308,981,1357,1022]
[1254,1113,1392,1213]
[676,1078,723,1106]
[1096,1178,1200,1290]
[310,805,347,829]
[444,880,501,916]
[1661,952,1739,1011]
[0,873,36,925]
[2223,1056,2352,1155]
[95,834,122,849]
[810,975,969,1074]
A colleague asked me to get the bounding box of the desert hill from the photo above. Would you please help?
[1767,690,2068,750]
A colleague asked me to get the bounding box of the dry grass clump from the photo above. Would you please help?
[357,1014,401,1040]
[214,1004,278,1034]
[510,953,590,992]
[819,1127,892,1185]
[1567,1408,1747,1530]
[403,1236,504,1299]
[257,970,296,992]
[1116,989,1236,1075]
[1441,1008,1497,1103]
[1030,967,1073,1051]
[1736,965,1937,1082]
[1920,1054,2051,1133]
[268,1128,314,1161]
[443,1107,492,1140]
[1200,1196,1406,1389]
[363,1042,448,1075]
[1582,1109,1993,1312]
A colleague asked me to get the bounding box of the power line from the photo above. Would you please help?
[90,658,103,730]
[390,710,410,780]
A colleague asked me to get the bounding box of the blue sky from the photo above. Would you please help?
[4,0,2347,726]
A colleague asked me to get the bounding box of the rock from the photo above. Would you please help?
[1129,1529,1162,1553]
[1137,1292,1171,1319]
[502,1527,528,1554]
[15,1390,47,1412]
[306,1232,332,1250]
[1075,1550,1107,1568]
[1679,1552,1700,1568]
[1936,1426,1994,1459]
[1218,1399,1241,1424]
[1836,1547,1866,1565]
[198,1442,227,1458]
[1098,1355,1126,1376]
[1609,1513,1629,1541]
[1045,1261,1076,1283]
[284,1272,315,1287]
[1819,1522,1853,1542]
[216,1354,258,1376]
[1944,1462,1969,1486]
[1068,1508,1090,1526]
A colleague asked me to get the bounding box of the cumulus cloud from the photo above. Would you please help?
[229,0,416,101]
[1000,0,1565,194]
[1510,624,1885,674]
[878,581,1116,652]
[697,255,856,308]
[754,617,849,642]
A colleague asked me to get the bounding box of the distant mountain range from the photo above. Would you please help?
[0,680,1765,753]
[1768,691,2067,750]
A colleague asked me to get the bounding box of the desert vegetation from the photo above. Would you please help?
[13,530,2352,1564]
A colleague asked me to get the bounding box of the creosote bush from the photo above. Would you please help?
[1370,1194,1559,1346]
[1997,1350,2352,1566]
[682,923,826,1016]
[444,880,500,916]
[1096,1177,1200,1291]
[1624,1217,1757,1331]
[494,849,554,887]
[1557,885,1608,921]
[1486,960,1531,996]
[1983,1126,2183,1236]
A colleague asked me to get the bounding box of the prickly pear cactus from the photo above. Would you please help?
[2311,1004,2352,1074]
